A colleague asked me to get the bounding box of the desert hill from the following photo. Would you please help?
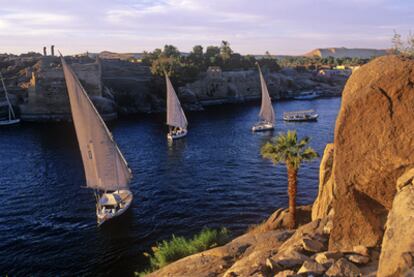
[305,47,388,58]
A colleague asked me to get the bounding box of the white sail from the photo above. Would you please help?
[61,57,132,191]
[0,73,16,121]
[166,74,188,129]
[258,65,275,124]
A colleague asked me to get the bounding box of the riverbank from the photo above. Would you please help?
[0,53,347,121]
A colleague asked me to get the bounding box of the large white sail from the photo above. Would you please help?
[61,57,132,191]
[166,74,188,129]
[258,65,275,124]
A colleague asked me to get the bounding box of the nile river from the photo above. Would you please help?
[0,97,341,276]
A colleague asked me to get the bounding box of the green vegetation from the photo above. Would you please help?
[141,41,280,83]
[136,227,230,276]
[392,30,414,57]
[277,56,368,69]
[261,130,318,229]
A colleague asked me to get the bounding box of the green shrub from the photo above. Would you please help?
[136,227,230,276]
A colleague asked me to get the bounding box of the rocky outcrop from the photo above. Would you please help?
[251,205,312,233]
[181,69,346,107]
[147,229,294,277]
[312,143,335,220]
[19,56,117,121]
[329,55,414,251]
[100,59,154,114]
[147,207,379,277]
[377,169,414,277]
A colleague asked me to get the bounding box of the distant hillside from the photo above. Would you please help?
[304,47,389,58]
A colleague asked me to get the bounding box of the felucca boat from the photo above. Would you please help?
[61,55,133,226]
[252,64,275,132]
[0,72,20,126]
[165,72,188,140]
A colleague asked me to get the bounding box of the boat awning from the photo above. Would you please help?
[99,193,122,206]
[283,109,315,116]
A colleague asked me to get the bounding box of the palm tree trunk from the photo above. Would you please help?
[286,165,298,229]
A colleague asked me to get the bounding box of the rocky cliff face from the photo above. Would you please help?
[101,60,153,114]
[312,144,334,220]
[377,169,414,276]
[329,55,414,251]
[180,68,346,107]
[19,56,116,121]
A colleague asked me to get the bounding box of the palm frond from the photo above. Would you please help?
[260,130,319,169]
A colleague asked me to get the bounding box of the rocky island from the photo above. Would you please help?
[143,55,414,276]
[0,49,350,121]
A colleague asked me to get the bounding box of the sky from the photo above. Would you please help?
[0,0,412,55]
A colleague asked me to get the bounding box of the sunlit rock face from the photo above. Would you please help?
[312,143,334,221]
[328,55,414,251]
[377,170,414,277]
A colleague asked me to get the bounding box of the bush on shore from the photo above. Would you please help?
[136,227,230,276]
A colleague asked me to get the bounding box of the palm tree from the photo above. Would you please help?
[261,130,318,229]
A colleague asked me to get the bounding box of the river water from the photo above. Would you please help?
[0,97,341,276]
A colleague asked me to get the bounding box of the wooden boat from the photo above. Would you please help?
[283,109,319,122]
[0,72,20,126]
[293,91,319,100]
[165,72,188,140]
[252,64,275,132]
[60,55,133,226]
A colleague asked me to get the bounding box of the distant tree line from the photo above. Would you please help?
[141,41,280,84]
[141,40,373,86]
[277,56,370,69]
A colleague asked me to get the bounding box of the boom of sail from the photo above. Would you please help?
[257,65,275,124]
[61,56,132,191]
[166,74,188,129]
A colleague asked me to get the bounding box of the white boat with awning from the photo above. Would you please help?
[283,109,319,122]
[165,72,188,140]
[61,54,133,226]
[252,64,275,132]
[0,72,20,126]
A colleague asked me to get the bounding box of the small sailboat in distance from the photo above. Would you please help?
[252,63,275,132]
[165,72,188,140]
[0,72,20,126]
[60,55,133,226]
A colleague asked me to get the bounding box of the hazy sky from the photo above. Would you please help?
[0,0,412,55]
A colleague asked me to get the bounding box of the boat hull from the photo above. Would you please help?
[293,95,319,100]
[293,91,319,100]
[97,189,133,226]
[167,129,188,140]
[252,122,274,132]
[283,114,319,122]
[0,118,20,126]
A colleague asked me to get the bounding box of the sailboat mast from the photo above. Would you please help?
[0,72,16,120]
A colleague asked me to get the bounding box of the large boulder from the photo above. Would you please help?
[329,55,414,251]
[312,143,335,220]
[377,169,414,277]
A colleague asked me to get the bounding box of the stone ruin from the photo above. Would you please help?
[19,56,116,121]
